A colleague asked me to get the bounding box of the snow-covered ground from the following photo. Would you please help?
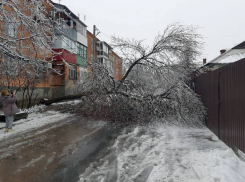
[0,104,72,140]
[1,101,245,182]
[51,99,82,106]
[79,123,245,182]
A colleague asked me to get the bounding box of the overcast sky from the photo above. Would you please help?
[53,0,245,63]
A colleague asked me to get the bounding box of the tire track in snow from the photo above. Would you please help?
[79,124,245,182]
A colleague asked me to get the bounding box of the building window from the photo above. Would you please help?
[81,25,85,36]
[79,68,88,80]
[35,67,44,79]
[84,47,87,58]
[77,24,86,36]
[69,65,77,79]
[77,43,87,59]
[63,36,76,53]
[2,54,18,76]
[98,58,103,64]
[4,19,17,38]
[97,51,102,56]
[91,39,93,51]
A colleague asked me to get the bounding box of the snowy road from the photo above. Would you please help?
[0,102,245,182]
[0,103,120,182]
[0,114,118,182]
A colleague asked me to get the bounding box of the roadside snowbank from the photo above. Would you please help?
[79,123,245,182]
[0,104,72,140]
[20,104,47,114]
[52,99,82,106]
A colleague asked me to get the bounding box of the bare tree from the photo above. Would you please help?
[76,24,205,126]
[0,0,65,108]
[0,53,46,108]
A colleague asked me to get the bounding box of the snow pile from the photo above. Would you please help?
[52,99,82,106]
[20,104,46,114]
[79,123,245,182]
[0,110,71,140]
[0,99,82,139]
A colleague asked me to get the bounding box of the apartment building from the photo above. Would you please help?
[0,0,122,104]
[50,2,88,96]
[87,30,123,80]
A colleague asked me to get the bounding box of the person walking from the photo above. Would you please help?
[0,90,19,132]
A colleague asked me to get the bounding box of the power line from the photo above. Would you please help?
[101,32,111,39]
[98,34,109,42]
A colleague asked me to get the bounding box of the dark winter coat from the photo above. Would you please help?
[0,95,19,116]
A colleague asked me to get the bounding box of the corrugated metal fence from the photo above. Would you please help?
[195,59,245,153]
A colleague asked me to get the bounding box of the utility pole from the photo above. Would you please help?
[93,25,100,61]
[93,25,96,61]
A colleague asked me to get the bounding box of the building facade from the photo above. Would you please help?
[50,2,88,97]
[0,0,122,104]
[0,0,54,103]
[87,30,123,80]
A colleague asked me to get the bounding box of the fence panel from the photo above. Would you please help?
[195,70,219,137]
[195,59,245,153]
[219,60,245,152]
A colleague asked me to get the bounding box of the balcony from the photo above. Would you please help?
[53,49,77,64]
[53,36,77,54]
[97,51,108,58]
[77,32,87,46]
[77,55,87,67]
[54,23,77,41]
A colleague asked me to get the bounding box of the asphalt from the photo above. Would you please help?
[0,116,120,182]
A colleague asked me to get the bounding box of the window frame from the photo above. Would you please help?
[4,18,17,38]
[77,43,87,59]
[69,65,77,79]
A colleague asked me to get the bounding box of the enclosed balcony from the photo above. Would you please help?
[77,42,87,67]
[53,49,77,64]
[96,41,110,59]
[77,23,87,47]
[97,51,108,58]
[53,36,77,54]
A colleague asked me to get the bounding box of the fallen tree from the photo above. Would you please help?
[76,24,206,126]
[39,92,92,105]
